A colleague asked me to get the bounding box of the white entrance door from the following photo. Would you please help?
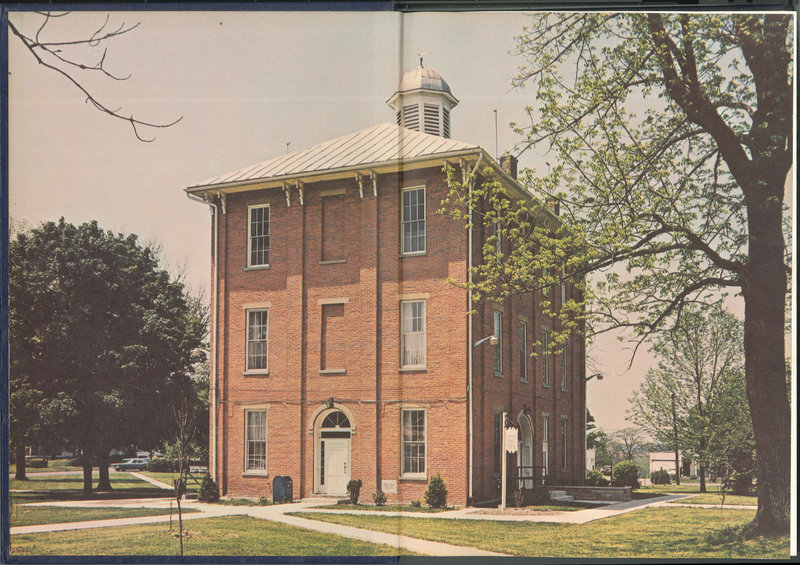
[323,438,350,495]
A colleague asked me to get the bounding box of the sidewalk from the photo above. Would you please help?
[10,498,508,557]
[295,494,693,524]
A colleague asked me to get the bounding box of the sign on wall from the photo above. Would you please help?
[381,480,398,494]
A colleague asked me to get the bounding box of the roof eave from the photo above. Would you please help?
[185,147,483,195]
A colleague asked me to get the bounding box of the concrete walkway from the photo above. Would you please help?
[10,498,507,556]
[295,494,693,524]
[128,472,173,490]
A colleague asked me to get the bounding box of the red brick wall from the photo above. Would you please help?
[208,164,584,505]
[211,166,469,503]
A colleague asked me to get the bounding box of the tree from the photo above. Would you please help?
[611,428,647,462]
[444,13,791,533]
[628,368,684,485]
[630,307,744,492]
[8,11,181,141]
[9,219,206,493]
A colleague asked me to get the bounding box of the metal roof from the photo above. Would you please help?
[189,122,479,190]
[396,65,453,95]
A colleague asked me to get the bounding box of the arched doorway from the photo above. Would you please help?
[517,414,534,489]
[314,410,352,495]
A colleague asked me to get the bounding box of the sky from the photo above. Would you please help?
[7,9,794,434]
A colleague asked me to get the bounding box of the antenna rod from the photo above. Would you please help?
[493,109,498,160]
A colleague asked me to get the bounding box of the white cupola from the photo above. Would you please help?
[387,57,459,138]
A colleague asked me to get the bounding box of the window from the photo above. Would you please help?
[321,304,345,372]
[492,220,502,263]
[542,414,550,476]
[542,329,550,387]
[561,263,567,306]
[494,411,503,475]
[248,205,270,268]
[245,410,267,473]
[401,301,426,368]
[401,186,426,255]
[561,348,567,391]
[402,409,426,476]
[321,194,345,262]
[561,418,568,473]
[519,321,528,382]
[246,309,269,372]
[493,311,503,375]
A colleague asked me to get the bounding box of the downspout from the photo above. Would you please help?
[467,153,483,504]
[187,192,219,482]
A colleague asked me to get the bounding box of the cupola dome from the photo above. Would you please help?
[387,58,459,138]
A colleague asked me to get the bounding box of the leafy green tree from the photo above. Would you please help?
[9,219,206,492]
[628,368,684,485]
[444,13,791,533]
[629,306,743,492]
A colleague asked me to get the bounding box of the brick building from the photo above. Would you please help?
[186,63,586,505]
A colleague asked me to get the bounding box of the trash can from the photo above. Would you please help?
[273,476,293,503]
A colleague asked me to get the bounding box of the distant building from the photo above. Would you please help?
[187,62,587,505]
[649,452,699,478]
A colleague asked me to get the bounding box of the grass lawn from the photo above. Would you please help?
[11,473,162,492]
[292,506,789,559]
[10,505,200,527]
[9,515,417,556]
[9,460,85,475]
[667,493,757,506]
[138,471,199,492]
[638,483,722,494]
[10,473,172,505]
[312,504,452,513]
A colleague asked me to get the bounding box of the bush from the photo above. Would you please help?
[611,460,641,489]
[373,490,387,506]
[197,473,220,503]
[424,473,448,508]
[347,479,363,505]
[585,469,609,487]
[725,471,755,495]
[651,469,671,485]
[146,458,175,472]
[410,499,421,508]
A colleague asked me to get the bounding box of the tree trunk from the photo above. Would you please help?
[741,188,790,535]
[671,394,680,485]
[14,443,27,481]
[81,449,94,494]
[96,450,112,491]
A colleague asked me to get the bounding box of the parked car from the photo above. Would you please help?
[114,458,150,471]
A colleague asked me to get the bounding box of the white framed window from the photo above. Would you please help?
[494,411,503,475]
[401,300,426,368]
[561,348,567,391]
[401,409,426,477]
[561,263,567,306]
[542,414,550,476]
[401,186,426,255]
[244,409,267,473]
[542,329,550,387]
[519,321,528,382]
[248,204,270,268]
[493,311,503,375]
[492,219,502,263]
[246,309,269,372]
[561,417,568,473]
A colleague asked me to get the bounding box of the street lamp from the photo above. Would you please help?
[192,347,210,358]
[584,372,603,382]
[473,335,499,348]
